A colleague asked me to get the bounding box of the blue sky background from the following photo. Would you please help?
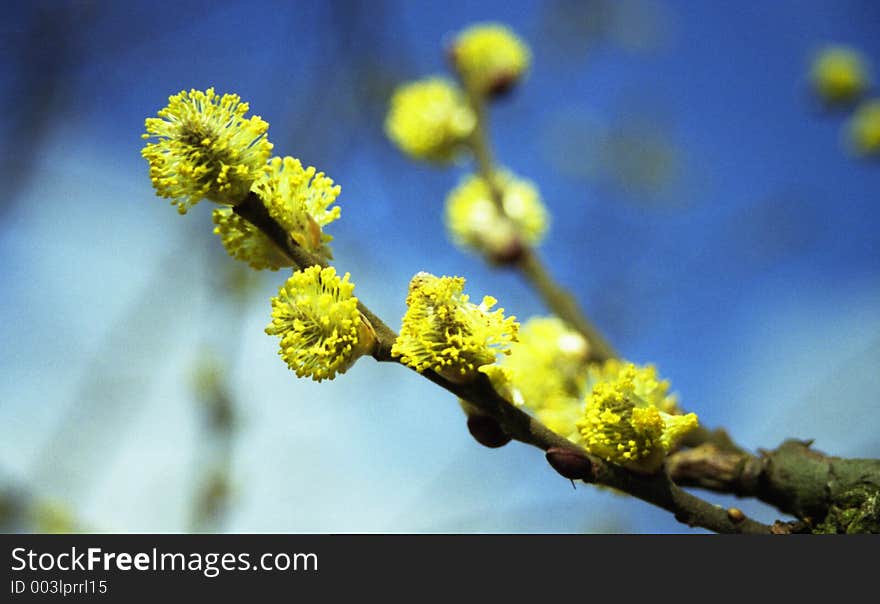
[0,0,878,533]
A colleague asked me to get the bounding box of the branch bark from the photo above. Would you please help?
[667,440,880,533]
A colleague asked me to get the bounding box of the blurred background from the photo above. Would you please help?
[0,0,878,534]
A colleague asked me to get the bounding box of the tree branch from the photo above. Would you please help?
[232,194,777,534]
[232,194,398,357]
[448,39,880,533]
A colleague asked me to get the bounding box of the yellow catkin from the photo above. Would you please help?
[481,317,588,441]
[265,266,374,382]
[385,77,476,162]
[811,46,870,106]
[142,88,273,213]
[212,208,290,270]
[848,100,880,156]
[576,362,697,472]
[451,23,531,95]
[392,272,518,381]
[445,171,548,257]
[213,156,342,268]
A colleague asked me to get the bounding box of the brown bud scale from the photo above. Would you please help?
[467,415,511,448]
[546,447,595,481]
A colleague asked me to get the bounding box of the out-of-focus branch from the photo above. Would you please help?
[459,92,880,531]
[463,88,616,362]
[0,483,81,533]
[515,248,617,362]
[462,83,756,457]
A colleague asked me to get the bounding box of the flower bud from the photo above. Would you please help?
[450,23,531,98]
[385,78,475,163]
[848,100,880,157]
[811,46,870,107]
[546,447,596,481]
[466,414,512,448]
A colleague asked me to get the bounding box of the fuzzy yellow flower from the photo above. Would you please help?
[142,88,273,214]
[256,157,341,247]
[451,23,531,96]
[848,100,880,156]
[385,77,476,162]
[577,363,697,473]
[265,266,376,382]
[481,317,588,440]
[212,156,341,268]
[811,46,870,106]
[445,171,548,258]
[392,272,518,381]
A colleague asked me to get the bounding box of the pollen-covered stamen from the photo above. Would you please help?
[587,359,681,415]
